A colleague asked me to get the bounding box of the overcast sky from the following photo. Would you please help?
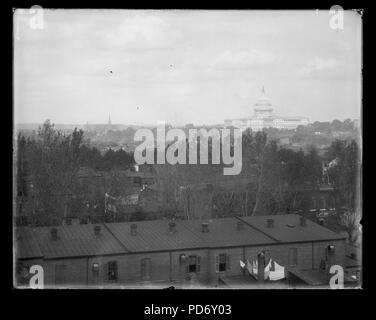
[14,9,362,126]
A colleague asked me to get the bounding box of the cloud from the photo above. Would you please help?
[299,57,345,77]
[105,14,183,50]
[210,49,279,69]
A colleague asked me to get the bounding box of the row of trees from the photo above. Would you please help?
[16,120,134,225]
[241,130,323,216]
[326,139,361,242]
[155,130,324,218]
[292,119,359,144]
[15,121,361,242]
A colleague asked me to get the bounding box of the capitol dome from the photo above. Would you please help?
[224,85,309,132]
[254,86,273,108]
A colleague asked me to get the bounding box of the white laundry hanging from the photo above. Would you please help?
[268,260,285,281]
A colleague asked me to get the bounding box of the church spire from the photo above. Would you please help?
[108,114,112,131]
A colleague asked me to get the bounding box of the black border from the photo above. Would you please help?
[4,2,370,316]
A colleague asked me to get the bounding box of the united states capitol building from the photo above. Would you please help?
[224,87,309,131]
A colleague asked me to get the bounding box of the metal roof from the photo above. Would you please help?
[15,227,43,259]
[31,224,127,259]
[180,218,275,248]
[104,220,206,252]
[105,218,277,252]
[15,215,346,259]
[239,214,346,243]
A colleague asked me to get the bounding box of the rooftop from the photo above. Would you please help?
[15,227,43,259]
[239,214,345,243]
[105,220,205,252]
[15,214,346,260]
[29,224,126,259]
[180,218,274,248]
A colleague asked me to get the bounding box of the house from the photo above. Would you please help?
[15,214,350,288]
[77,166,105,186]
[124,168,156,188]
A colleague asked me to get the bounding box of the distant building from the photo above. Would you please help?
[225,87,309,131]
[279,137,290,145]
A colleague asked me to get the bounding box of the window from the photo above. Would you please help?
[312,198,317,210]
[321,197,327,210]
[326,245,335,257]
[55,265,67,285]
[141,258,151,281]
[92,263,99,281]
[186,255,201,273]
[108,261,118,281]
[289,248,298,267]
[216,254,230,272]
[92,263,99,273]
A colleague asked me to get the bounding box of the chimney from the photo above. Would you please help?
[237,221,245,231]
[300,216,307,227]
[50,228,58,241]
[318,218,324,226]
[266,219,274,228]
[201,222,209,233]
[168,221,176,233]
[130,223,138,236]
[94,225,101,236]
[257,251,265,283]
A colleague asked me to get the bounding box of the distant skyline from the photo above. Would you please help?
[14,10,362,126]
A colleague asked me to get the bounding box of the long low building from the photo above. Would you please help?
[14,214,349,288]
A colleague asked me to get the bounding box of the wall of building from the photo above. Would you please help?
[170,249,210,284]
[41,257,88,288]
[17,239,346,288]
[207,247,244,286]
[312,240,346,270]
[87,252,170,287]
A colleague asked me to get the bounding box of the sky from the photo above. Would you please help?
[14,9,362,126]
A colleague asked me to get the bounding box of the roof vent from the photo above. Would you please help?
[94,225,101,236]
[50,228,58,241]
[237,221,245,230]
[266,219,274,228]
[130,223,138,236]
[169,221,176,233]
[201,222,209,233]
[300,216,307,227]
